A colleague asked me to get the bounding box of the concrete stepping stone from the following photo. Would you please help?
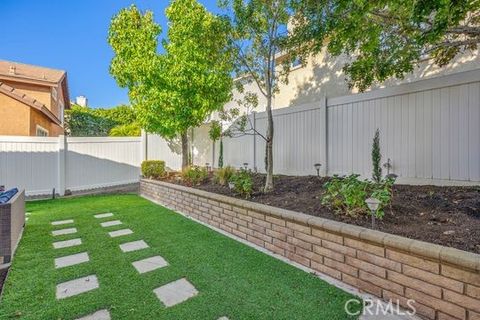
[51,219,74,226]
[132,256,169,274]
[218,317,229,320]
[53,238,82,249]
[75,309,111,320]
[119,240,149,253]
[52,227,77,236]
[94,213,113,219]
[101,220,122,228]
[55,252,89,269]
[153,278,198,307]
[108,229,133,238]
[56,275,99,299]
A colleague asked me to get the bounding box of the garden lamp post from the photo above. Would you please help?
[243,162,249,171]
[383,158,392,175]
[314,163,322,177]
[205,162,210,172]
[365,197,381,229]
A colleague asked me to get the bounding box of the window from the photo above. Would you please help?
[59,101,65,124]
[36,125,49,137]
[52,87,58,101]
[291,57,302,69]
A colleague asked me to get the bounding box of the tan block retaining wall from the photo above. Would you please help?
[140,179,480,320]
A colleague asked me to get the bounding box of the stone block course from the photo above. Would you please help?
[140,179,480,320]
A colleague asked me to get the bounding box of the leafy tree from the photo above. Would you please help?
[289,0,480,91]
[65,104,116,136]
[221,0,293,192]
[65,104,140,137]
[108,3,233,168]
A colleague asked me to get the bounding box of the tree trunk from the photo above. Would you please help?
[181,131,189,170]
[264,96,274,193]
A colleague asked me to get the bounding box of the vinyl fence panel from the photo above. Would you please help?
[66,137,141,192]
[0,136,58,196]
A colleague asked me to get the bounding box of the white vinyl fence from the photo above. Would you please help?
[215,69,480,185]
[0,136,141,196]
[1,69,479,196]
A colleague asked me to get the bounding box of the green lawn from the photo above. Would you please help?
[0,194,361,319]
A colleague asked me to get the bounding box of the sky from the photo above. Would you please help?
[0,0,220,108]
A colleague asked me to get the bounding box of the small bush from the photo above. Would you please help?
[182,166,208,185]
[372,128,382,183]
[214,166,236,186]
[141,160,166,179]
[322,174,395,218]
[229,169,253,198]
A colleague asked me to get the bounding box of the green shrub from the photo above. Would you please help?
[141,160,166,179]
[109,123,141,136]
[372,128,382,183]
[322,174,395,218]
[229,169,253,198]
[182,166,208,185]
[214,166,236,186]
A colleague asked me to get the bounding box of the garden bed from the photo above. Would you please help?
[167,174,480,254]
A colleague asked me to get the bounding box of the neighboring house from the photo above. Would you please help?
[224,48,480,115]
[0,60,70,137]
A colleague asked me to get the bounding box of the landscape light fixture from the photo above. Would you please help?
[314,163,322,177]
[243,162,249,170]
[365,197,381,229]
[383,158,392,175]
[205,162,210,172]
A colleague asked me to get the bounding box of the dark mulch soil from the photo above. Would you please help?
[169,174,480,254]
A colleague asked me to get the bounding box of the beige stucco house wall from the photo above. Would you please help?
[226,49,480,116]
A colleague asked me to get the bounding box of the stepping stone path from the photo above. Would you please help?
[108,229,133,238]
[48,211,201,317]
[94,213,114,219]
[51,219,74,226]
[53,238,82,249]
[119,240,149,252]
[52,227,77,236]
[100,220,122,227]
[153,278,199,307]
[132,256,169,274]
[75,309,111,320]
[56,275,99,299]
[55,252,89,269]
